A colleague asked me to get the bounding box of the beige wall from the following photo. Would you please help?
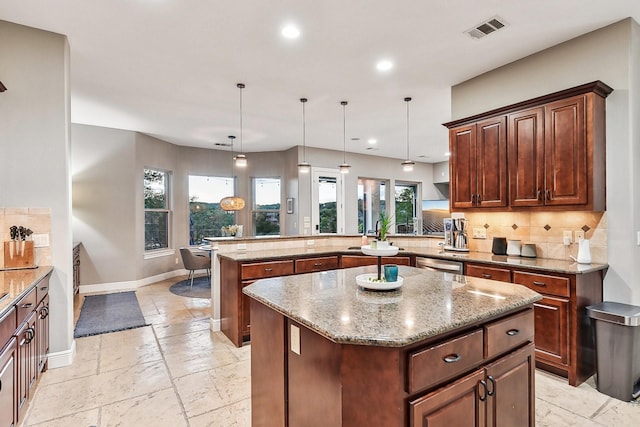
[0,20,73,365]
[451,18,640,304]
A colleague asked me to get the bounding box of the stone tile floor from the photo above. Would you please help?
[23,278,639,426]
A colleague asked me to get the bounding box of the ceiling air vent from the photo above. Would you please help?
[465,16,508,40]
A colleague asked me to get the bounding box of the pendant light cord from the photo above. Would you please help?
[237,83,245,155]
[405,97,411,160]
[302,98,307,161]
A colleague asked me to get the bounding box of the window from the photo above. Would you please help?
[358,178,386,235]
[253,177,281,236]
[395,182,418,234]
[144,168,171,251]
[188,175,235,243]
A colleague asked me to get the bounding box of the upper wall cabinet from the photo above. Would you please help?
[444,81,612,212]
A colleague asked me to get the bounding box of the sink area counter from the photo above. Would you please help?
[243,265,541,347]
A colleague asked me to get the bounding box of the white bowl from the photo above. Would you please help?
[360,245,399,257]
[356,273,403,291]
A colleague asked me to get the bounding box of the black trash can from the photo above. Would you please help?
[586,302,640,401]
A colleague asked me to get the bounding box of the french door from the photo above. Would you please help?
[311,168,345,234]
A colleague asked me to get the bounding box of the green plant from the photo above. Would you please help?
[378,212,393,241]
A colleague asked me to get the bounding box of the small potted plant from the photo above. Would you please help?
[376,212,392,247]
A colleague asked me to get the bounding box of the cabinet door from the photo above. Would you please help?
[450,124,477,209]
[37,296,50,374]
[508,108,545,207]
[409,369,485,427]
[544,95,587,206]
[15,320,30,419]
[241,282,253,337]
[476,117,507,208]
[533,296,569,366]
[0,338,17,427]
[485,343,535,427]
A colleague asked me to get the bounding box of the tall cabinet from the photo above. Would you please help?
[445,81,612,211]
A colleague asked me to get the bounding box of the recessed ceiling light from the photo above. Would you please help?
[368,139,377,144]
[281,24,300,39]
[376,60,393,72]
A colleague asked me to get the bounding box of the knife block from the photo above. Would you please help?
[3,241,35,269]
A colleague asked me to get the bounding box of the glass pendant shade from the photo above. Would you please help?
[235,153,247,167]
[339,163,351,174]
[298,160,311,173]
[401,159,415,172]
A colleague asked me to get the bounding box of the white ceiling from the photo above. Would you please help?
[2,1,639,163]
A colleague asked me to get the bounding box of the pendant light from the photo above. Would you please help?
[220,135,246,211]
[297,97,311,173]
[235,83,247,168]
[401,97,415,172]
[339,101,351,174]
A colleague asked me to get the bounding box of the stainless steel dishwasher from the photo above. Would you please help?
[416,257,463,273]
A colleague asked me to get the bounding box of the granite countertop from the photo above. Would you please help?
[0,266,53,318]
[243,265,542,347]
[218,245,607,275]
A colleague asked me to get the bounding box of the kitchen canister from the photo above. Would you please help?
[506,239,521,256]
[491,237,507,255]
[521,243,537,258]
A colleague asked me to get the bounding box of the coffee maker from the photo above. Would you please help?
[443,217,469,252]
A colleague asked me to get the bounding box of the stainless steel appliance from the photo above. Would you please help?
[416,257,463,274]
[443,217,469,252]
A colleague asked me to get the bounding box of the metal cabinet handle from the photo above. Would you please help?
[21,303,33,309]
[477,194,482,204]
[506,329,520,336]
[313,263,323,267]
[39,286,48,292]
[532,281,546,287]
[443,354,461,363]
[487,375,496,396]
[482,273,492,279]
[471,194,476,205]
[479,380,488,401]
[537,189,542,201]
[546,189,551,201]
[264,268,273,272]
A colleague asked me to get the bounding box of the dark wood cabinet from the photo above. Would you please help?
[0,338,17,427]
[36,295,50,374]
[446,81,612,211]
[449,116,507,209]
[465,263,512,282]
[295,256,339,273]
[465,262,602,386]
[340,255,411,268]
[15,311,36,420]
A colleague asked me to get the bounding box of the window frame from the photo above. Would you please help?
[144,167,172,253]
[394,181,419,235]
[252,176,282,236]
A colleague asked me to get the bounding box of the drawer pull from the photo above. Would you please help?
[481,273,492,279]
[40,286,48,292]
[21,303,33,309]
[532,281,547,287]
[264,268,273,272]
[506,329,520,337]
[313,263,323,267]
[443,354,461,363]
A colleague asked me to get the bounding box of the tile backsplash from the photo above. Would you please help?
[463,211,607,264]
[0,207,52,268]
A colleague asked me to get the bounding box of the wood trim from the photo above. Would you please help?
[443,80,613,128]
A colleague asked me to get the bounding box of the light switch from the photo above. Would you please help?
[291,325,300,355]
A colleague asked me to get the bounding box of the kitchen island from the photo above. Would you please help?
[244,265,542,427]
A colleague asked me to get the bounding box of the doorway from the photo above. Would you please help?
[311,168,345,234]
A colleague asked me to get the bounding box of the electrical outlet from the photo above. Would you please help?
[32,233,49,248]
[237,243,247,250]
[307,239,315,246]
[175,257,179,265]
[290,325,301,355]
[472,227,487,239]
[562,230,572,246]
[574,230,585,241]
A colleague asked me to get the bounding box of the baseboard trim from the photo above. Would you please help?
[47,340,76,369]
[79,269,188,294]
[210,317,221,332]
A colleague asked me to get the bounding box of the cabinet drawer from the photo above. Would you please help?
[241,260,294,280]
[36,276,50,304]
[15,288,36,325]
[484,309,534,359]
[408,329,483,393]
[513,271,570,298]
[466,264,511,282]
[0,307,16,350]
[295,256,339,273]
[341,255,411,268]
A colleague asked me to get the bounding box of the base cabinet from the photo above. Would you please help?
[410,344,535,427]
[0,338,17,427]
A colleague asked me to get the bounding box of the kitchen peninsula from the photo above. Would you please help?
[244,266,542,426]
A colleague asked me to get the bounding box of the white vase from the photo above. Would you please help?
[377,240,390,248]
[506,240,521,256]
